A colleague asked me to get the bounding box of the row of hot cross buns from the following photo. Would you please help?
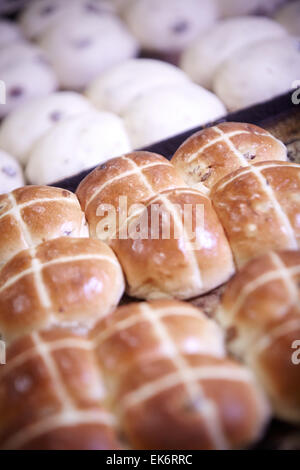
[0,122,299,449]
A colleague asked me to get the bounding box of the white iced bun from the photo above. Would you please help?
[25,111,131,184]
[0,42,57,118]
[38,12,139,90]
[275,1,300,36]
[215,0,286,17]
[0,92,94,166]
[122,82,226,148]
[19,0,116,39]
[0,150,24,194]
[0,20,23,48]
[180,16,287,89]
[85,58,189,115]
[214,36,300,111]
[123,0,217,53]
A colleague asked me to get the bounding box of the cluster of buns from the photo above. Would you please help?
[0,24,57,118]
[0,0,296,189]
[0,119,299,448]
[0,185,125,342]
[0,299,270,450]
[218,251,300,423]
[76,150,235,300]
[171,122,300,268]
[78,122,299,297]
[172,122,300,423]
[77,121,300,426]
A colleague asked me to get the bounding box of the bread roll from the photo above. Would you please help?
[0,42,57,118]
[110,187,235,299]
[0,150,24,195]
[218,250,300,423]
[85,58,189,115]
[0,328,120,450]
[171,122,287,193]
[213,36,300,111]
[25,111,131,185]
[19,0,115,39]
[76,152,185,240]
[38,12,138,90]
[0,300,270,450]
[180,16,287,89]
[93,299,270,449]
[0,92,94,166]
[77,151,234,299]
[122,82,226,148]
[0,185,88,267]
[123,0,217,54]
[0,237,124,342]
[211,161,300,267]
[275,1,300,36]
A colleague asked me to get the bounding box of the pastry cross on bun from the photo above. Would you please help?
[92,299,270,450]
[218,250,300,424]
[77,151,234,299]
[0,185,88,267]
[0,237,124,342]
[211,161,300,267]
[0,328,121,450]
[110,187,234,299]
[76,151,185,240]
[171,122,287,193]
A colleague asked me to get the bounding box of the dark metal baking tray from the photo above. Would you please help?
[53,90,300,192]
[53,90,300,450]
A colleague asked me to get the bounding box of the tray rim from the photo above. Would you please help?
[52,89,299,192]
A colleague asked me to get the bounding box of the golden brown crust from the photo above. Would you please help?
[218,250,300,423]
[110,187,235,299]
[0,328,121,450]
[171,122,287,192]
[0,300,270,450]
[0,237,125,341]
[0,186,88,267]
[118,355,268,450]
[76,152,185,240]
[76,152,234,299]
[211,161,300,267]
[92,299,270,450]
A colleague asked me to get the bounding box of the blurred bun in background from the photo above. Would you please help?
[213,36,300,111]
[180,16,287,89]
[0,91,94,165]
[0,19,24,48]
[25,110,131,184]
[0,149,24,194]
[123,0,218,54]
[86,58,189,115]
[0,41,57,117]
[122,82,226,148]
[19,0,116,39]
[37,11,139,90]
